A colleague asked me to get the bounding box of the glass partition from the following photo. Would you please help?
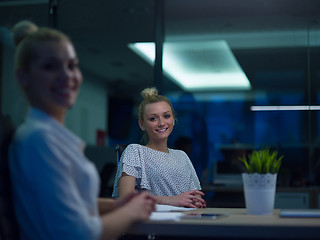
[161,0,320,187]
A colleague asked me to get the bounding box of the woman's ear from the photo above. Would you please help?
[138,120,145,131]
[16,69,30,88]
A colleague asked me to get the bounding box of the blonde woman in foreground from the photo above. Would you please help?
[9,20,155,240]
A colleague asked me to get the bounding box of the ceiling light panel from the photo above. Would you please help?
[128,40,251,91]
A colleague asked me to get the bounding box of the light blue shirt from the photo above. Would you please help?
[9,108,102,240]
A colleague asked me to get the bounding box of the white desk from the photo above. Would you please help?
[127,208,320,239]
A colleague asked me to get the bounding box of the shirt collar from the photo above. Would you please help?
[27,107,86,151]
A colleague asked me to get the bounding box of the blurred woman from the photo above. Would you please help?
[9,20,155,240]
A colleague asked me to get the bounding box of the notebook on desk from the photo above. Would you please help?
[280,209,320,218]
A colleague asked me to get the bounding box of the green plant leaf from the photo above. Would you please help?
[239,148,283,174]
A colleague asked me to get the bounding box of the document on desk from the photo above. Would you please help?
[280,209,320,218]
[150,205,196,221]
[150,212,184,221]
[155,204,196,212]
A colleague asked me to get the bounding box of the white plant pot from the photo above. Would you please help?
[242,173,277,215]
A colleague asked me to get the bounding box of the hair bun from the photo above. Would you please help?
[141,87,158,99]
[12,20,38,47]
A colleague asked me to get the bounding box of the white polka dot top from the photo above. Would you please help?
[112,144,201,198]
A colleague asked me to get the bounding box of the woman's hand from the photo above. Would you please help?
[114,190,145,209]
[157,190,206,208]
[99,191,156,240]
[121,191,156,221]
[193,193,207,208]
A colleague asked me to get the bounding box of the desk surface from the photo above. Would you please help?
[127,208,320,239]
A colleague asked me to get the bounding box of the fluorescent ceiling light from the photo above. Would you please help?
[128,40,251,91]
[0,0,48,6]
[251,105,320,111]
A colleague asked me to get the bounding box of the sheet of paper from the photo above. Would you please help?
[150,212,184,221]
[155,204,196,212]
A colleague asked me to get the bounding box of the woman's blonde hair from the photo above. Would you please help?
[138,87,175,122]
[12,20,71,71]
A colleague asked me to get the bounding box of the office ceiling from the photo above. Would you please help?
[1,0,320,100]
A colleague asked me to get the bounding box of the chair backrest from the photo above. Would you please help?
[96,145,128,198]
[84,146,118,198]
[0,114,20,240]
[114,144,128,165]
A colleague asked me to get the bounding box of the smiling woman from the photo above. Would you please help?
[8,20,156,240]
[112,87,207,208]
[12,20,81,124]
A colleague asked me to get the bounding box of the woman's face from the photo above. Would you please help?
[19,40,82,118]
[139,101,175,143]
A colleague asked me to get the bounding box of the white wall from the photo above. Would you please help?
[1,28,108,145]
[66,79,107,145]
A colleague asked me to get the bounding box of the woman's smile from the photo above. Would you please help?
[156,127,168,132]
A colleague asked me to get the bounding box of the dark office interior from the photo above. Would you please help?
[1,0,320,210]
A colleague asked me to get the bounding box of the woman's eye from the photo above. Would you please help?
[149,117,156,121]
[69,61,79,70]
[42,63,57,71]
[164,114,171,119]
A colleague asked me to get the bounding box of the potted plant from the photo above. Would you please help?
[240,148,283,215]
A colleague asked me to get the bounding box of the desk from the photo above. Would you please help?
[127,208,320,239]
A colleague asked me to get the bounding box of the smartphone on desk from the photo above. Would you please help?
[181,213,228,219]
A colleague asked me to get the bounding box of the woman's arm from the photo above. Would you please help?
[98,188,151,215]
[97,198,116,215]
[117,173,206,208]
[118,173,137,197]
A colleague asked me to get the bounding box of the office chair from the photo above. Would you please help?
[0,114,20,240]
[85,146,118,198]
[95,144,128,198]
